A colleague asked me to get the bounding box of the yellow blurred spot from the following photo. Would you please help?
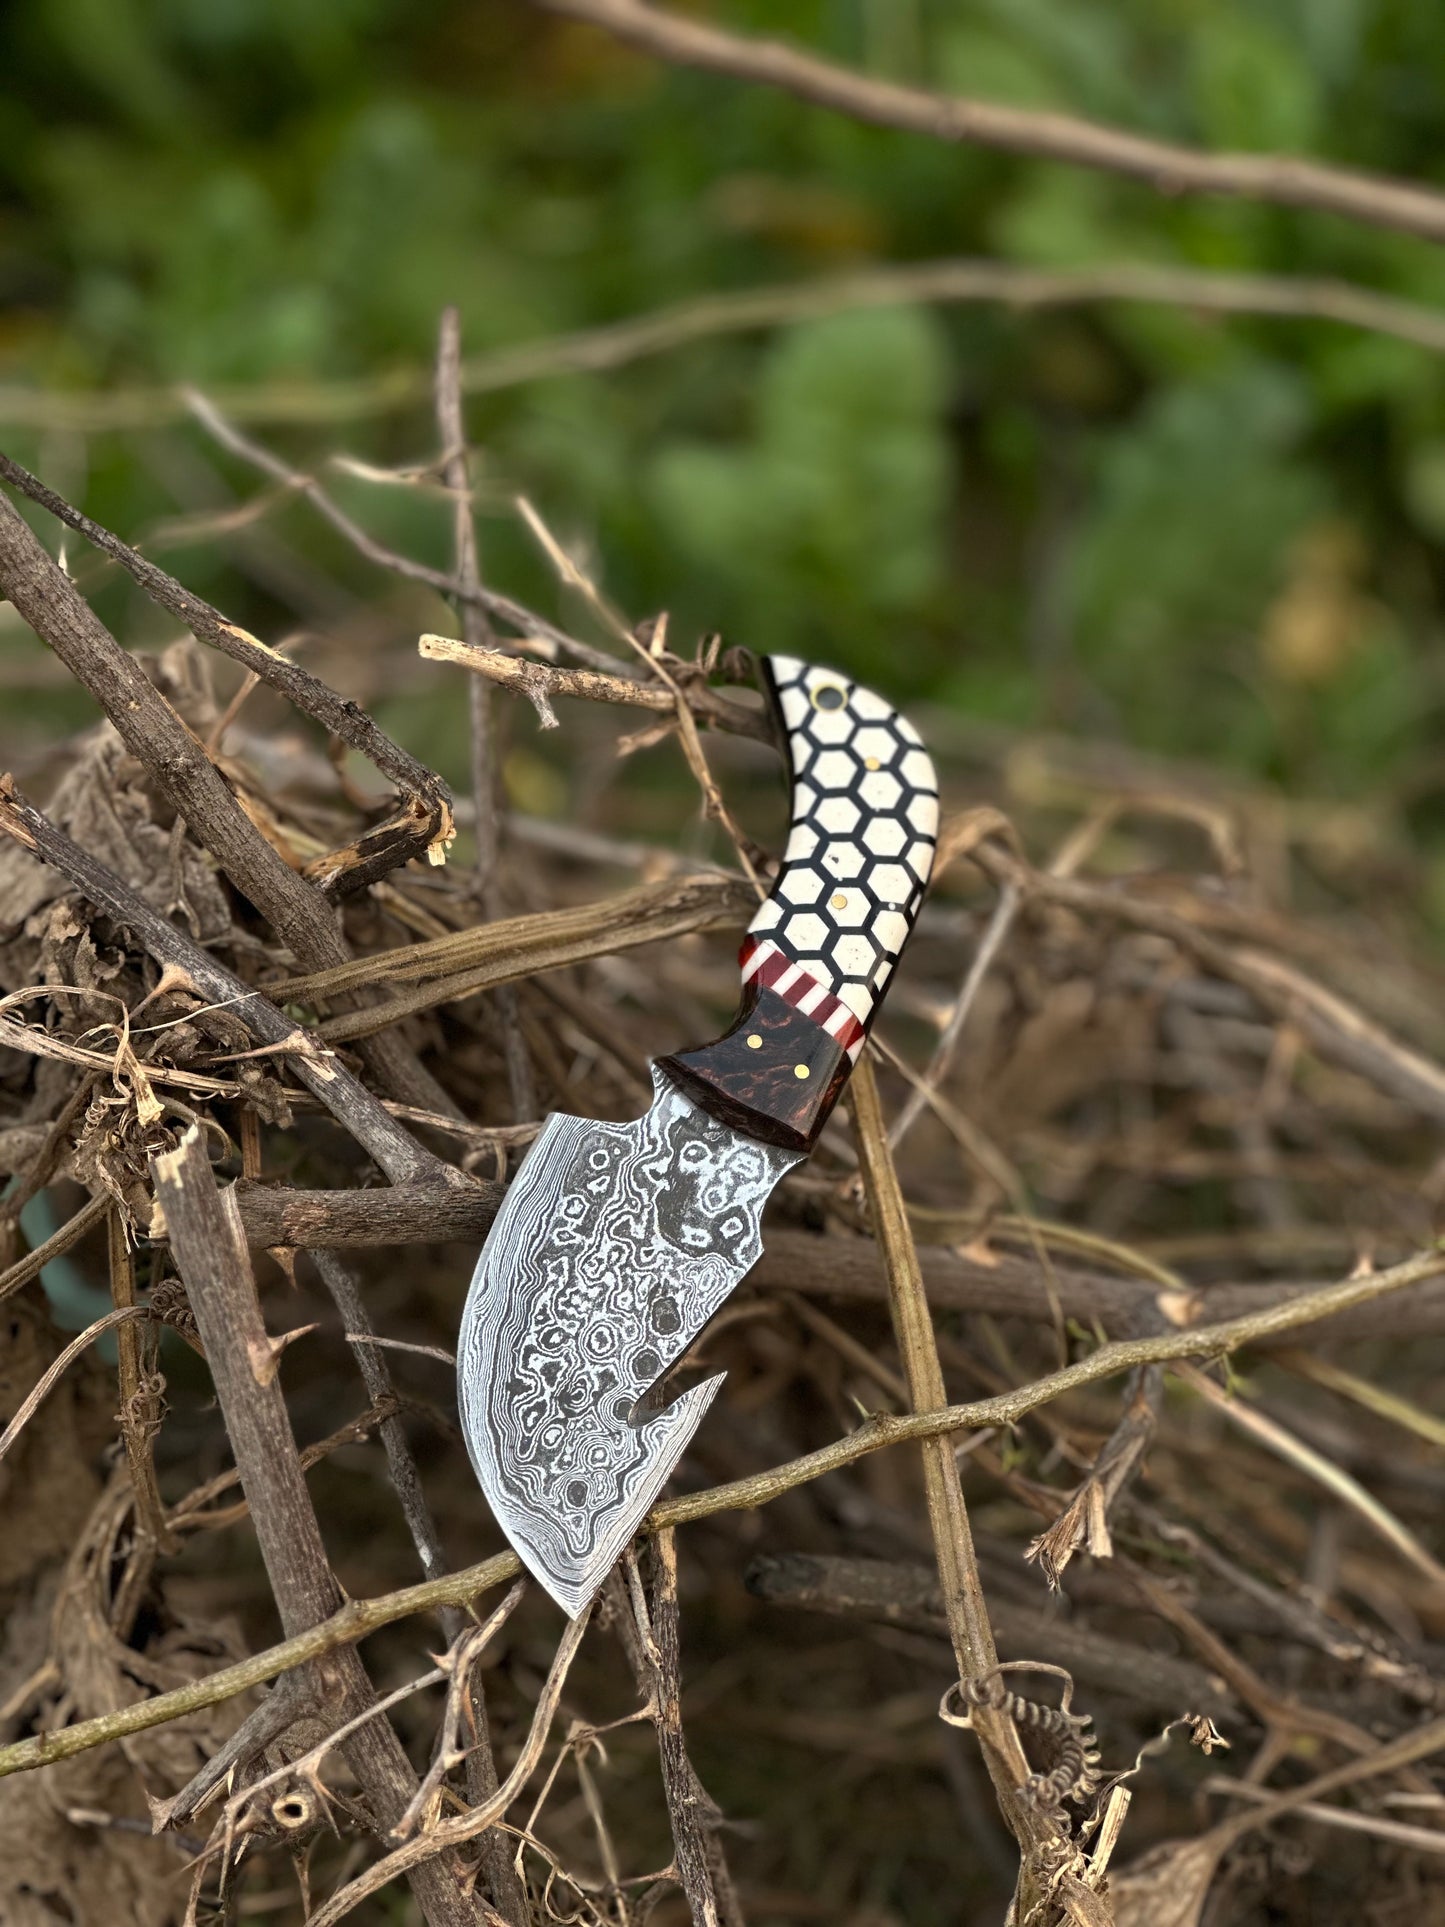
[710,174,882,258]
[503,748,568,821]
[1260,521,1378,686]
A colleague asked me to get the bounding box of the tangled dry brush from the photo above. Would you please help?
[0,332,1442,1927]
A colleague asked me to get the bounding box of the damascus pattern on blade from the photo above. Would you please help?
[458,1067,801,1611]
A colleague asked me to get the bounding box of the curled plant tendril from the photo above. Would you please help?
[940,1662,1103,1814]
[119,1369,167,1445]
[146,1277,198,1340]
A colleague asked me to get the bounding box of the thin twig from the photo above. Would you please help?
[889,879,1021,1152]
[0,1305,151,1470]
[433,306,538,1132]
[1205,1778,1445,1857]
[302,1606,594,1927]
[185,387,620,672]
[1179,1362,1445,1589]
[434,307,503,887]
[312,1251,455,1596]
[0,1190,110,1307]
[108,1207,174,1553]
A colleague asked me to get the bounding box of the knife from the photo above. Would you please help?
[457,654,940,1615]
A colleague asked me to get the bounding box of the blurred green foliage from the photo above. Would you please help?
[5,0,1445,809]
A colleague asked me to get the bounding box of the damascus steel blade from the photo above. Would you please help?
[458,1066,802,1616]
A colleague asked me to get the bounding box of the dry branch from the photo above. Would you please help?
[226,1184,1445,1344]
[1,1241,1436,1793]
[635,1532,743,1927]
[149,1124,476,1927]
[0,449,454,886]
[536,0,1445,244]
[12,257,1445,433]
[0,474,456,1116]
[0,778,460,1187]
[419,631,770,742]
[746,1554,1237,1723]
[108,1206,172,1554]
[849,1056,1053,1903]
[231,1179,503,1248]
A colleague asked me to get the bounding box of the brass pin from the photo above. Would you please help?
[793,1064,811,1079]
[746,1033,763,1049]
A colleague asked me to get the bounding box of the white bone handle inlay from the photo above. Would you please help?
[743,654,939,1052]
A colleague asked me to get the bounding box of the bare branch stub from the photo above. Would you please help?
[418,630,771,742]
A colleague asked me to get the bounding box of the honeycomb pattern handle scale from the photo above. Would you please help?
[657,655,939,1152]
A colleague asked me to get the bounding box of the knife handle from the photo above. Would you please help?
[658,654,939,1151]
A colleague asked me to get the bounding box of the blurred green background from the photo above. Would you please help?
[4,0,1445,835]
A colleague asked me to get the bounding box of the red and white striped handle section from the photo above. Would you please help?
[745,655,939,1058]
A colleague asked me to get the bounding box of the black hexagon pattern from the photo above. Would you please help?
[748,654,939,1031]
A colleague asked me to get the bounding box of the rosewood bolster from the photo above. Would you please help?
[657,984,851,1152]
